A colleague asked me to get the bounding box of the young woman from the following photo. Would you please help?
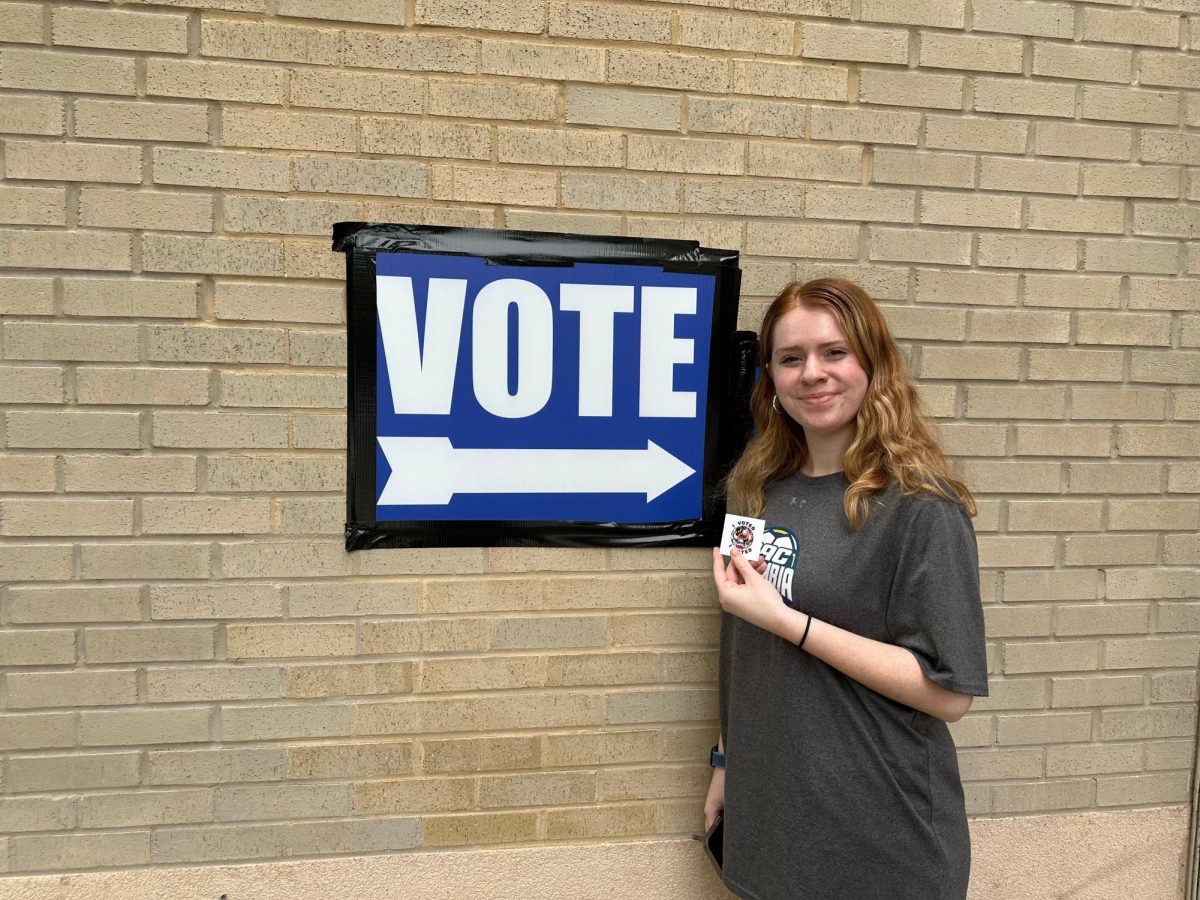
[705,278,988,900]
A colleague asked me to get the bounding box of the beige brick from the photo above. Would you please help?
[597,763,710,801]
[422,811,538,847]
[992,780,1094,814]
[357,118,489,159]
[1141,131,1200,165]
[75,367,209,407]
[79,789,212,829]
[1109,570,1200,602]
[810,106,921,145]
[480,40,604,82]
[801,23,907,65]
[152,822,288,864]
[748,143,860,183]
[923,193,1024,232]
[79,188,213,233]
[0,95,64,136]
[1030,349,1126,383]
[274,496,342,535]
[438,166,554,206]
[1131,350,1200,384]
[1081,87,1181,126]
[1,48,136,95]
[1046,743,1143,777]
[0,628,77,666]
[53,7,188,53]
[1118,423,1197,456]
[985,606,1053,638]
[142,235,285,278]
[275,0,402,23]
[416,0,543,31]
[969,678,1046,713]
[206,455,341,492]
[979,234,1078,271]
[1097,772,1190,807]
[0,277,55,316]
[145,666,280,703]
[353,777,475,814]
[1150,670,1198,701]
[7,411,141,449]
[1028,198,1125,235]
[920,33,1023,74]
[680,181,804,222]
[499,127,624,168]
[679,10,793,54]
[199,18,338,64]
[480,771,596,808]
[1015,426,1112,460]
[292,156,429,197]
[689,96,805,138]
[219,109,355,153]
[0,187,66,226]
[973,0,1071,39]
[544,574,711,610]
[963,462,1064,497]
[142,497,270,534]
[5,139,141,184]
[86,625,215,663]
[1110,499,1198,531]
[424,579,541,614]
[550,2,670,42]
[880,306,966,341]
[153,411,287,449]
[286,661,412,699]
[958,747,1043,780]
[286,742,415,780]
[1032,42,1133,84]
[1007,499,1105,533]
[340,30,476,73]
[1057,603,1153,637]
[353,691,604,735]
[544,803,656,841]
[221,539,352,578]
[5,322,141,362]
[607,49,728,93]
[1065,535,1159,567]
[0,797,75,833]
[1083,8,1181,47]
[565,86,680,132]
[0,455,55,492]
[1006,571,1103,605]
[948,715,993,748]
[861,0,962,26]
[218,372,344,409]
[1100,705,1195,739]
[216,782,352,822]
[1004,641,1102,675]
[974,77,1075,119]
[749,220,860,258]
[928,116,1028,155]
[489,548,606,575]
[491,615,607,649]
[0,2,42,42]
[62,278,199,319]
[292,70,425,115]
[0,545,74,584]
[1137,204,1200,240]
[220,197,353,236]
[2,499,133,537]
[7,751,141,791]
[996,712,1093,745]
[147,58,286,104]
[873,150,974,189]
[805,185,915,224]
[0,713,73,753]
[423,735,540,773]
[149,147,286,192]
[1084,164,1180,200]
[148,584,279,621]
[935,423,1007,456]
[732,60,847,102]
[1145,740,1193,771]
[1037,122,1134,163]
[981,157,1079,196]
[1141,51,1200,90]
[10,832,150,872]
[149,747,284,785]
[1131,279,1200,312]
[222,703,350,742]
[81,706,210,746]
[0,366,64,403]
[1157,601,1200,635]
[557,173,675,213]
[63,456,196,494]
[869,227,970,265]
[546,651,660,686]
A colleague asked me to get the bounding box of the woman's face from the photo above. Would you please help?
[768,303,869,442]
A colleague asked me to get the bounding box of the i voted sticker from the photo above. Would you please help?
[719,514,766,559]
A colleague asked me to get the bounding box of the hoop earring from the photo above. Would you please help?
[771,394,781,413]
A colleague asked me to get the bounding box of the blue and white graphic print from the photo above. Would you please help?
[761,526,799,606]
[374,251,716,523]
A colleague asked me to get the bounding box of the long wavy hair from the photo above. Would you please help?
[726,278,975,529]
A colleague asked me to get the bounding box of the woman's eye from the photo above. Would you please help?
[826,348,847,358]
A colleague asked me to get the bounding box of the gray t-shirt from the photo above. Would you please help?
[718,471,988,900]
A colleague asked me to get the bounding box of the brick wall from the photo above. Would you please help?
[1,0,1198,877]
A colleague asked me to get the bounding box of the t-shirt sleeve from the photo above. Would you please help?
[886,495,989,696]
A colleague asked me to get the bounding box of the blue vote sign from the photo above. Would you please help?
[336,224,750,550]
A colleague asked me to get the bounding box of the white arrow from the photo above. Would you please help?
[377,437,695,506]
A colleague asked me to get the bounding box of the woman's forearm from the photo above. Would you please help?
[773,605,973,722]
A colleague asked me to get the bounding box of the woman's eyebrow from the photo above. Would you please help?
[774,340,844,354]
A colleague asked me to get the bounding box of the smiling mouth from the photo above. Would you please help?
[800,393,836,404]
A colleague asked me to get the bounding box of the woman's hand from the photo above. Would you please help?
[704,766,725,830]
[712,547,793,636]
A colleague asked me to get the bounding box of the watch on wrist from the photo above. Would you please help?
[710,745,726,768]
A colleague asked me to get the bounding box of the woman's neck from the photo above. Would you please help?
[801,431,852,477]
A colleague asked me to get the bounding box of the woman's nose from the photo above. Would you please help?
[801,357,825,381]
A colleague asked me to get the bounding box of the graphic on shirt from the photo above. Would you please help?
[760,526,798,606]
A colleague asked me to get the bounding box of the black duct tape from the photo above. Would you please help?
[335,223,756,551]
